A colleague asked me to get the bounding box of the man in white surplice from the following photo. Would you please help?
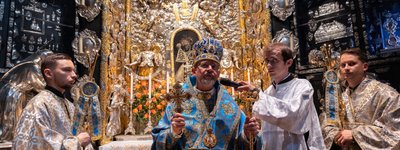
[238,43,325,150]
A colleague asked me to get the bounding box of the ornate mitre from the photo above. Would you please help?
[192,38,223,65]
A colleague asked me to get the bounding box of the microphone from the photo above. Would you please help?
[220,78,242,88]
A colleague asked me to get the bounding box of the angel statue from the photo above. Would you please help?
[0,50,53,141]
[126,41,163,76]
[220,41,240,78]
[106,74,129,137]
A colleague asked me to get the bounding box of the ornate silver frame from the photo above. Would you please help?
[72,29,101,68]
[272,28,299,58]
[75,0,101,22]
[271,0,295,21]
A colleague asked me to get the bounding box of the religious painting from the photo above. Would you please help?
[170,28,201,83]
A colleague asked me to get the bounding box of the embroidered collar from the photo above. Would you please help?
[272,73,294,89]
[45,85,65,98]
[194,86,216,100]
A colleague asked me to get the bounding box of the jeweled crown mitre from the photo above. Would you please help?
[192,38,223,65]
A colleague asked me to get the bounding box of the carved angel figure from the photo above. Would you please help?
[127,42,163,76]
[0,50,53,141]
[221,41,240,70]
[106,74,129,137]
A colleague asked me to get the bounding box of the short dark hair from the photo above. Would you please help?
[340,48,368,63]
[40,53,73,78]
[264,43,293,62]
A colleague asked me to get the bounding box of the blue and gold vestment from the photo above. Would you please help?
[152,76,253,149]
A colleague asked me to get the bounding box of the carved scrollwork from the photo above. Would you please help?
[271,0,295,21]
[75,0,101,22]
[72,29,101,68]
[314,20,353,44]
[272,28,299,58]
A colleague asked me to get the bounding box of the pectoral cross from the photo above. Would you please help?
[165,82,191,113]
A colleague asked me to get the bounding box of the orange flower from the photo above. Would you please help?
[143,90,149,95]
[155,93,161,99]
[137,104,143,111]
[227,88,232,93]
[135,84,141,90]
[156,105,163,110]
[152,97,157,103]
[161,111,165,116]
[239,105,244,110]
[141,81,148,86]
[160,89,166,94]
[145,101,149,106]
[161,80,166,87]
[151,109,156,114]
[135,93,142,98]
[161,100,167,106]
[144,113,149,118]
[154,83,160,89]
[133,108,138,113]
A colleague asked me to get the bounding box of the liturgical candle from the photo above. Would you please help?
[247,68,251,83]
[79,37,83,54]
[130,73,133,100]
[149,69,152,100]
[230,69,235,96]
[166,71,170,93]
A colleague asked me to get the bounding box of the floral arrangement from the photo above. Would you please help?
[130,80,168,133]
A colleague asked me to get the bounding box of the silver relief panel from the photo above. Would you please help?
[271,0,295,21]
[75,0,101,22]
[310,1,345,18]
[272,28,299,58]
[314,20,353,43]
[72,29,101,68]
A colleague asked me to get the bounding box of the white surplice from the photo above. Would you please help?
[253,78,325,150]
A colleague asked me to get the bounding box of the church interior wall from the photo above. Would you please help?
[0,0,399,146]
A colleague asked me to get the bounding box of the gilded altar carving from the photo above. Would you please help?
[271,0,295,21]
[75,0,101,22]
[99,0,272,143]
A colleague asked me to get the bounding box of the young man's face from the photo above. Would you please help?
[339,53,368,83]
[45,59,77,91]
[265,48,292,81]
[192,60,220,88]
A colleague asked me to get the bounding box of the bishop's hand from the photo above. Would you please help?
[171,113,185,136]
[77,132,91,147]
[244,117,259,140]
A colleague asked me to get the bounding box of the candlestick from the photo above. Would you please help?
[230,68,235,96]
[247,68,251,83]
[130,73,133,100]
[166,71,170,93]
[79,36,83,54]
[149,69,152,100]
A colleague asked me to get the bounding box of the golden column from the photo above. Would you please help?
[100,0,111,144]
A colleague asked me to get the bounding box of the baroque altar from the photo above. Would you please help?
[99,0,272,144]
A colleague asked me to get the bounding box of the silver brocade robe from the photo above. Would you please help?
[322,77,400,149]
[253,78,326,150]
[12,90,80,150]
